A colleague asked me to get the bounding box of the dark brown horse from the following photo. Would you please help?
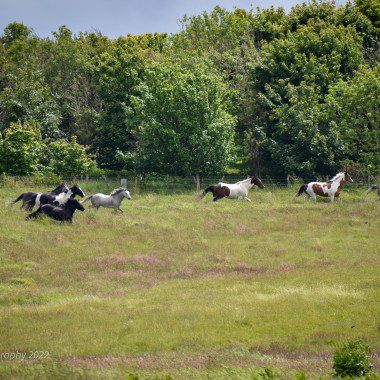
[26,198,85,223]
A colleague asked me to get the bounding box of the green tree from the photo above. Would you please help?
[355,0,380,29]
[1,22,31,46]
[92,36,147,169]
[136,59,236,188]
[326,64,380,175]
[44,27,105,144]
[262,82,343,177]
[252,19,364,177]
[0,120,42,175]
[0,66,59,136]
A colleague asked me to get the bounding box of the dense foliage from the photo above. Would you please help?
[333,340,373,377]
[0,120,94,176]
[0,0,378,178]
[135,59,236,178]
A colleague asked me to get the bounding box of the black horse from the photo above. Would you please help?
[11,184,68,211]
[26,198,85,223]
[38,184,85,207]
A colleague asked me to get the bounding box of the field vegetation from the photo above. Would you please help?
[0,181,378,378]
[0,0,379,181]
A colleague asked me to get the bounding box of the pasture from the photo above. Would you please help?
[0,181,379,379]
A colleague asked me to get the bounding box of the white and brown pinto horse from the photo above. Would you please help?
[202,176,265,202]
[297,167,353,203]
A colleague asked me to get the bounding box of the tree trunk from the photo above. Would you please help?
[192,174,201,192]
[252,144,261,176]
[134,176,139,193]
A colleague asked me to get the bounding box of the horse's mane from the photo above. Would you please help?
[52,183,66,192]
[236,177,252,184]
[330,172,345,181]
[110,187,126,195]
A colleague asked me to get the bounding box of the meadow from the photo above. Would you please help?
[0,180,379,379]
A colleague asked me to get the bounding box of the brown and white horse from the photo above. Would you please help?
[296,167,353,203]
[201,176,265,202]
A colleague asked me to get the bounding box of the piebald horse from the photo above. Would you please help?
[296,167,353,203]
[201,176,265,202]
[35,184,85,208]
[11,183,68,211]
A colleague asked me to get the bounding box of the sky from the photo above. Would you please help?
[0,0,346,38]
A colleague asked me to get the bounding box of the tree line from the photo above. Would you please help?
[0,0,378,181]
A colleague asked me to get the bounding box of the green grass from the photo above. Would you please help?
[0,182,379,379]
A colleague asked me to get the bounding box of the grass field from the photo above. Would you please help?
[0,181,379,379]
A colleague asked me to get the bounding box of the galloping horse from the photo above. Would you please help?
[296,167,353,203]
[26,198,85,223]
[11,183,69,211]
[35,184,85,208]
[82,187,131,212]
[201,176,265,202]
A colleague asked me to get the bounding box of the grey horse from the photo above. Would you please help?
[82,188,131,212]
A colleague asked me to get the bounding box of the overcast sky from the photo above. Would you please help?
[0,0,347,38]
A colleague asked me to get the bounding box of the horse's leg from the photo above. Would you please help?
[330,194,335,203]
[244,197,251,202]
[26,201,34,211]
[26,208,42,220]
[118,207,123,213]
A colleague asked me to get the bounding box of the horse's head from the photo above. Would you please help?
[344,166,353,183]
[122,189,131,200]
[67,198,85,211]
[56,183,69,193]
[71,184,85,197]
[251,176,265,189]
[110,187,131,199]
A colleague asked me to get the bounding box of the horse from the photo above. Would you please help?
[26,198,85,223]
[296,167,353,203]
[11,184,69,211]
[82,188,131,212]
[35,184,85,208]
[52,184,85,205]
[201,176,265,202]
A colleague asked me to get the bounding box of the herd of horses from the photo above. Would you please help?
[11,184,131,223]
[9,167,365,224]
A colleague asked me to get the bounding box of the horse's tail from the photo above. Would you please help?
[200,186,214,198]
[296,184,307,197]
[81,195,92,204]
[11,193,24,205]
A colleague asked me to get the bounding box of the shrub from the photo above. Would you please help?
[0,120,43,175]
[333,340,373,378]
[42,136,96,177]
